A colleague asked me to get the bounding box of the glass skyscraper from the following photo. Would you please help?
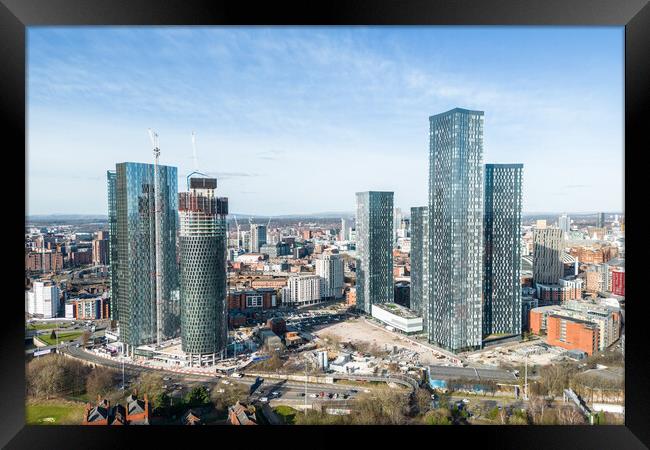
[179,177,228,365]
[410,206,429,333]
[107,170,119,321]
[108,162,179,354]
[483,164,523,337]
[428,108,484,352]
[533,228,564,285]
[355,191,393,314]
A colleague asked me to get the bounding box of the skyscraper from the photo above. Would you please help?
[483,164,523,337]
[109,162,179,355]
[597,212,606,228]
[410,206,429,333]
[250,224,267,253]
[428,108,484,352]
[393,207,403,246]
[340,218,351,241]
[107,170,119,321]
[558,213,571,234]
[355,191,393,314]
[316,253,345,300]
[178,176,229,365]
[533,228,564,285]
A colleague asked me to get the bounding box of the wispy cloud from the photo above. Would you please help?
[26,27,623,215]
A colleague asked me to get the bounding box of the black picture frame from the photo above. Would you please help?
[2,0,647,448]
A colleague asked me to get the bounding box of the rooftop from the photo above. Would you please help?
[373,302,420,319]
[428,365,517,382]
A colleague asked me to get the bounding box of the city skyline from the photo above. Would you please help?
[27,26,623,216]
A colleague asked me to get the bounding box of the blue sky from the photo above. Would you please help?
[27,26,624,216]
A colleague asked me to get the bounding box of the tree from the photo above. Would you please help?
[211,383,249,414]
[86,368,116,399]
[50,330,57,341]
[414,387,433,414]
[132,373,164,407]
[422,408,452,425]
[26,355,72,400]
[557,406,585,425]
[81,330,91,347]
[185,386,211,407]
[154,392,171,413]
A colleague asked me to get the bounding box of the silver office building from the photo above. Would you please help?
[355,191,394,314]
[428,108,484,352]
[483,164,523,337]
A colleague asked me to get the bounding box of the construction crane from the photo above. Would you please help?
[191,130,199,172]
[147,128,164,348]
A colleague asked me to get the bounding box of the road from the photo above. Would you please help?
[59,345,370,407]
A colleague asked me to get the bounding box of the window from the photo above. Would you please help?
[246,295,263,308]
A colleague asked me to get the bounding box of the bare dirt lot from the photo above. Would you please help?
[312,318,451,365]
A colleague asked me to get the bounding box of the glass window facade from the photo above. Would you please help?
[111,162,179,348]
[428,108,484,352]
[410,206,429,333]
[107,170,118,321]
[178,178,228,358]
[355,191,394,314]
[483,164,523,337]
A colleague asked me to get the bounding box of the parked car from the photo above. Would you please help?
[259,397,268,403]
[310,393,319,398]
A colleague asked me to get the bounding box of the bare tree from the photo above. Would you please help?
[86,368,116,399]
[557,406,585,425]
[81,330,92,347]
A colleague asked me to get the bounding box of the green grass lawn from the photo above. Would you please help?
[38,331,84,346]
[27,322,72,331]
[273,405,298,425]
[26,400,86,425]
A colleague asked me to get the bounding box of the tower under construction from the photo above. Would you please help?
[178,176,229,366]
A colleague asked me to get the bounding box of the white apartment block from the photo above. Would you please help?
[26,280,59,318]
[315,254,345,300]
[285,274,322,306]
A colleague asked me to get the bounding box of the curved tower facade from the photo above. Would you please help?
[178,177,228,366]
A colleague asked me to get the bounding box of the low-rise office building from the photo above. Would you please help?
[370,302,422,334]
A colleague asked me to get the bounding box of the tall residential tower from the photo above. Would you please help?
[108,162,179,356]
[428,108,484,352]
[178,176,229,366]
[410,206,429,332]
[355,191,394,314]
[483,164,523,337]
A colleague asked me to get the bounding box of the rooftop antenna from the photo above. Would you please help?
[148,128,164,348]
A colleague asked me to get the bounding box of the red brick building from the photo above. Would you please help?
[546,315,599,356]
[228,289,278,310]
[25,250,64,272]
[611,269,625,296]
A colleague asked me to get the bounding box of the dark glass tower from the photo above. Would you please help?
[107,170,119,321]
[428,108,484,352]
[110,162,179,353]
[410,206,429,332]
[483,164,523,337]
[178,177,228,365]
[355,191,393,314]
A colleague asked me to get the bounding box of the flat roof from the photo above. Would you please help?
[373,302,420,319]
[428,365,517,382]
